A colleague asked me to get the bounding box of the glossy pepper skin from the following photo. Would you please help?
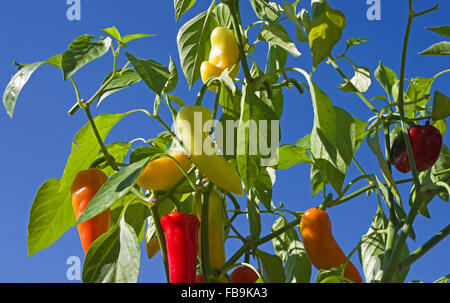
[71,168,110,254]
[201,27,240,91]
[136,150,191,191]
[176,105,243,196]
[194,189,226,270]
[230,266,259,283]
[300,208,363,283]
[392,123,443,173]
[161,212,200,283]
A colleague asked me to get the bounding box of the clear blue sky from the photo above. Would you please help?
[0,1,448,283]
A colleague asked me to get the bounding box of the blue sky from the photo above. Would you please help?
[0,0,448,283]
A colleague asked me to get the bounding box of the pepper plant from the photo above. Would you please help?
[2,0,450,283]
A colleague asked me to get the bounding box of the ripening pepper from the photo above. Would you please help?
[71,168,110,254]
[194,188,226,270]
[160,212,200,283]
[176,105,243,196]
[230,266,259,283]
[300,208,363,283]
[136,150,191,191]
[391,122,443,173]
[201,27,240,91]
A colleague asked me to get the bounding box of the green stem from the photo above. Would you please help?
[381,0,421,282]
[200,183,213,282]
[433,167,450,176]
[150,202,170,283]
[226,0,252,82]
[383,123,400,269]
[397,224,450,275]
[84,105,119,171]
[328,57,378,114]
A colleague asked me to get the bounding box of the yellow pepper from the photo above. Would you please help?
[201,27,240,91]
[176,105,243,196]
[194,188,226,269]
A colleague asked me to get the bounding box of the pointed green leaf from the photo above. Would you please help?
[419,41,450,56]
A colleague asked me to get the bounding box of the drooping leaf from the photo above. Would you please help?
[374,61,398,97]
[97,70,142,106]
[125,52,170,96]
[3,54,62,118]
[61,35,112,80]
[256,250,286,283]
[177,2,218,88]
[308,4,346,68]
[174,0,197,21]
[257,23,301,57]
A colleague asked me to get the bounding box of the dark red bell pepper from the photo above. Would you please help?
[392,122,443,173]
[160,212,200,283]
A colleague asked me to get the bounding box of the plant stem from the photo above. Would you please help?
[84,105,119,171]
[150,202,170,283]
[381,0,423,282]
[226,0,252,82]
[328,57,378,114]
[200,183,213,282]
[383,123,400,269]
[397,224,450,275]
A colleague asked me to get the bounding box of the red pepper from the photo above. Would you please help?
[393,122,443,173]
[160,212,200,283]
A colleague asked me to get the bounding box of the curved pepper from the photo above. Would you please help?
[71,168,110,254]
[300,208,363,283]
[176,105,243,196]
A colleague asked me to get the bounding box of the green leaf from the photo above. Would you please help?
[432,91,450,121]
[101,26,122,42]
[339,66,371,93]
[61,35,111,80]
[212,3,232,28]
[236,86,278,190]
[27,113,128,256]
[374,61,398,97]
[367,131,403,206]
[434,274,450,283]
[257,23,301,57]
[285,241,311,283]
[345,38,371,52]
[121,33,156,44]
[100,142,132,177]
[432,119,447,136]
[427,26,450,37]
[271,216,299,262]
[283,1,307,42]
[3,54,61,118]
[97,70,142,107]
[256,250,286,283]
[76,156,151,225]
[27,179,73,257]
[265,44,287,82]
[316,267,348,283]
[177,2,217,88]
[419,41,450,56]
[431,145,450,202]
[310,164,325,196]
[164,56,179,94]
[270,144,312,169]
[82,213,141,283]
[174,0,197,21]
[125,52,170,96]
[308,4,346,68]
[358,204,410,283]
[310,82,366,194]
[247,189,261,240]
[249,0,282,23]
[252,167,275,211]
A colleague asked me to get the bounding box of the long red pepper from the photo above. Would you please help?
[160,212,200,283]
